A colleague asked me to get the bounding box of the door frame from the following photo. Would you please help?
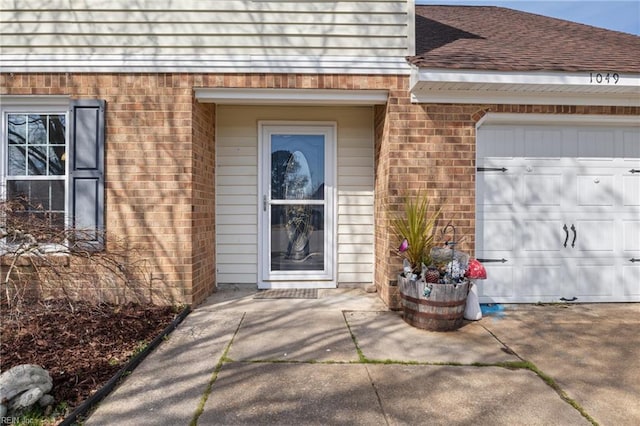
[257,121,337,289]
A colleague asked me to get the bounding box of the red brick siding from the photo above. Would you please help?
[191,101,216,304]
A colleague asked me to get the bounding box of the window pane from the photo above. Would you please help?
[49,146,65,175]
[8,145,26,175]
[7,180,28,201]
[7,180,64,213]
[48,115,66,145]
[8,114,26,145]
[50,180,65,211]
[49,212,65,230]
[28,114,47,145]
[270,204,324,271]
[28,145,48,175]
[30,180,51,210]
[271,134,325,201]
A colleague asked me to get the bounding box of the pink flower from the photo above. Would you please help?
[398,238,409,253]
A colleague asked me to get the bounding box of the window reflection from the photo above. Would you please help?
[269,134,325,271]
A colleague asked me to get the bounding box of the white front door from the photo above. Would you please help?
[477,123,640,303]
[258,122,336,288]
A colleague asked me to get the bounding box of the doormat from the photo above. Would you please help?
[254,289,318,299]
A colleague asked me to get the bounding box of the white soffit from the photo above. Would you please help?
[410,68,640,106]
[195,88,389,105]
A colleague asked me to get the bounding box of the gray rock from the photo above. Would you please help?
[10,387,44,411]
[38,394,55,407]
[0,364,54,414]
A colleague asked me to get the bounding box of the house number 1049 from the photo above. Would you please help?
[590,72,619,84]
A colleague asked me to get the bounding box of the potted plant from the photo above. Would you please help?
[390,192,440,277]
[391,194,471,332]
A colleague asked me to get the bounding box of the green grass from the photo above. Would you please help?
[5,402,70,426]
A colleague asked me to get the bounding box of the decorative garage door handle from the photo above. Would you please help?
[477,167,508,172]
[629,169,640,174]
[571,224,577,248]
[563,224,569,247]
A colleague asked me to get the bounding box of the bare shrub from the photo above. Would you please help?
[0,197,164,317]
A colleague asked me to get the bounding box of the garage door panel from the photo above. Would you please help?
[574,220,614,253]
[577,174,615,206]
[521,219,564,252]
[478,172,516,206]
[520,263,565,297]
[477,265,514,298]
[476,128,519,157]
[523,173,563,206]
[524,129,563,158]
[575,261,616,297]
[623,220,640,252]
[577,129,615,159]
[623,175,640,206]
[479,219,515,251]
[623,130,640,158]
[622,265,640,296]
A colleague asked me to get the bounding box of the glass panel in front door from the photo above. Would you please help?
[270,134,325,273]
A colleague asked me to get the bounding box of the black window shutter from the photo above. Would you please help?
[68,99,105,250]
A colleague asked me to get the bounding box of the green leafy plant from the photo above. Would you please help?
[390,192,441,274]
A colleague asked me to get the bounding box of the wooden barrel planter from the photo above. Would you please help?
[398,274,470,331]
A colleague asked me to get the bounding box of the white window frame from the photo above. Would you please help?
[0,98,70,252]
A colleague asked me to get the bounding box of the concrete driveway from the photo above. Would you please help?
[85,288,640,426]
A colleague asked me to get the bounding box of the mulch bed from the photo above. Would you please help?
[1,299,180,422]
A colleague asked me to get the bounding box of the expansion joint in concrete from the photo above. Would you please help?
[190,312,246,426]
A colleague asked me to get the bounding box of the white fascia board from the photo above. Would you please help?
[410,90,640,107]
[411,68,640,87]
[195,88,389,106]
[0,54,412,75]
[410,68,640,106]
[476,113,640,129]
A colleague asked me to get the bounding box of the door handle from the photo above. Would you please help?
[563,224,569,247]
[263,195,267,212]
[570,224,577,248]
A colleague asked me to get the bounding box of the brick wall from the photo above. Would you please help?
[191,100,216,304]
[1,72,638,308]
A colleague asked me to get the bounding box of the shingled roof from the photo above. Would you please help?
[410,6,640,73]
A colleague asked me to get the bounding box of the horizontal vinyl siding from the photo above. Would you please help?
[216,105,374,285]
[0,0,412,73]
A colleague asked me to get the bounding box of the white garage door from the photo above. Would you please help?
[476,122,640,303]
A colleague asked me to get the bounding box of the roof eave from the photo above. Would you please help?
[410,67,640,106]
[194,88,389,106]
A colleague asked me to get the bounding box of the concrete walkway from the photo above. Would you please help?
[85,287,640,426]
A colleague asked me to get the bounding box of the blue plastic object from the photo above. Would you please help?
[480,304,505,317]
